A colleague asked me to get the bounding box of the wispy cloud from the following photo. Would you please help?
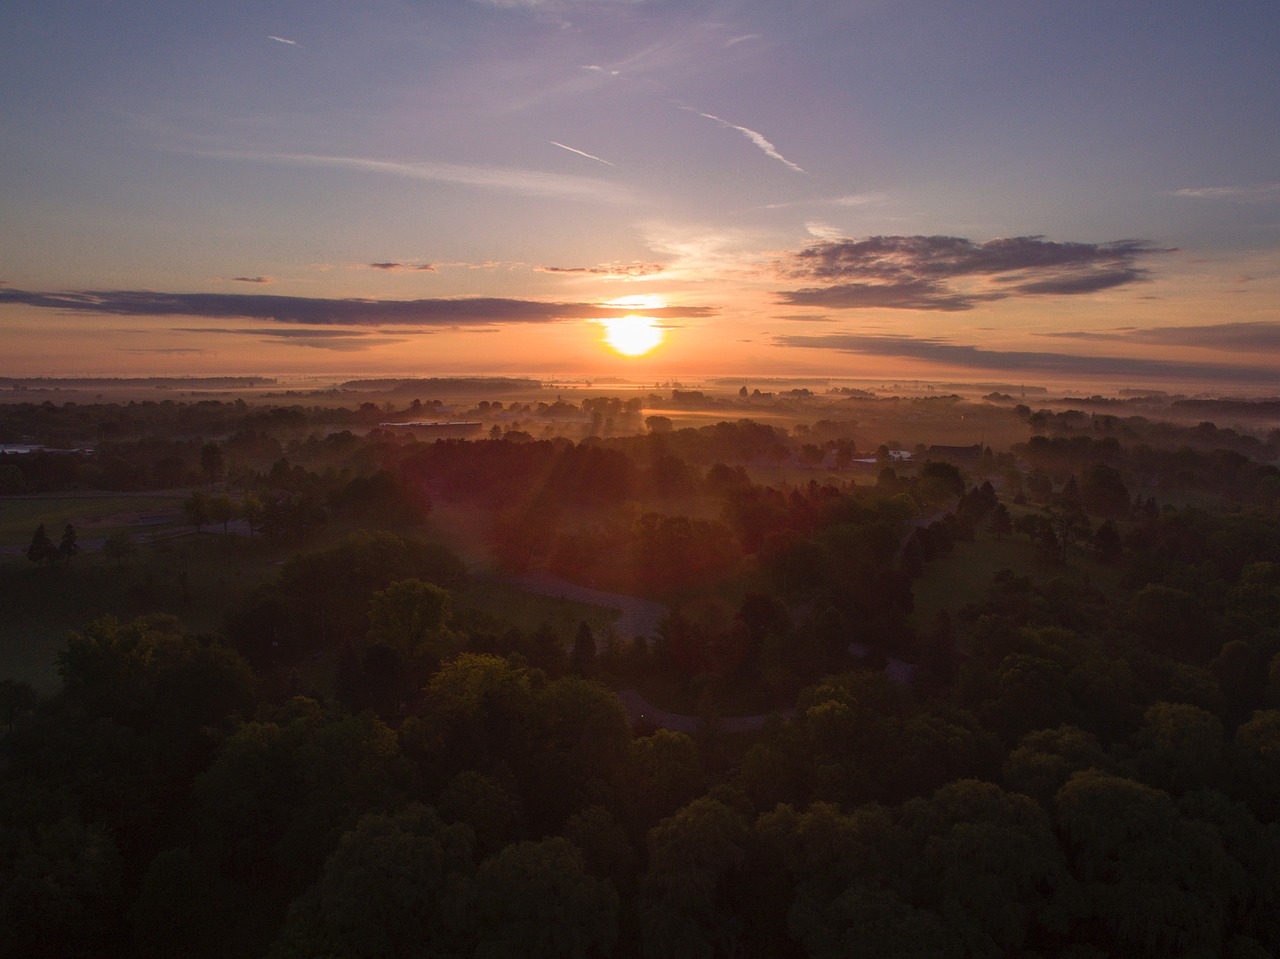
[776,234,1172,311]
[0,288,715,327]
[582,64,620,76]
[725,34,761,47]
[536,262,665,278]
[833,193,889,207]
[774,332,1270,382]
[199,150,634,205]
[683,108,805,174]
[119,347,213,356]
[550,141,614,167]
[232,275,273,284]
[267,36,301,47]
[1173,182,1280,203]
[763,192,889,211]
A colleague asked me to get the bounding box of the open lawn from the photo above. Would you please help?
[910,529,1049,630]
[909,525,1123,633]
[0,492,187,549]
[0,533,283,692]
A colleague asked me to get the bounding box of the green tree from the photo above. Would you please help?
[639,797,751,959]
[56,524,79,561]
[0,678,37,731]
[571,621,597,677]
[199,442,224,487]
[471,838,618,959]
[206,495,235,533]
[1055,769,1234,958]
[366,578,460,665]
[183,491,209,531]
[0,817,125,959]
[25,524,57,565]
[269,803,475,959]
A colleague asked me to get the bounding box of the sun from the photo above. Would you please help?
[601,314,664,357]
[597,295,667,357]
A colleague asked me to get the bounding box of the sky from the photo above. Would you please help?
[1,0,1278,391]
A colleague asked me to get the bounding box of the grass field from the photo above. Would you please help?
[0,492,187,548]
[0,534,284,692]
[908,522,1122,633]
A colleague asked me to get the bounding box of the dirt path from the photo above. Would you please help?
[505,571,668,642]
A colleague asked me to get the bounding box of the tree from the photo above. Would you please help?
[0,817,126,959]
[988,502,1013,538]
[238,493,263,536]
[199,442,224,487]
[183,492,209,531]
[0,679,37,731]
[571,621,597,677]
[269,804,476,959]
[366,578,459,665]
[206,495,235,533]
[26,524,57,565]
[56,524,79,561]
[470,838,618,959]
[639,797,752,959]
[1054,769,1234,958]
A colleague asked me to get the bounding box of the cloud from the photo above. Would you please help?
[201,150,634,205]
[232,275,273,284]
[763,192,889,211]
[582,65,620,76]
[725,34,761,46]
[779,279,999,312]
[268,35,301,47]
[0,288,714,327]
[1039,321,1280,353]
[175,328,412,352]
[119,348,213,356]
[367,262,437,272]
[1173,182,1280,203]
[776,234,1170,311]
[833,193,889,207]
[550,141,614,166]
[684,109,805,174]
[536,262,665,278]
[773,332,1269,382]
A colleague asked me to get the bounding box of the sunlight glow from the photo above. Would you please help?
[600,314,664,357]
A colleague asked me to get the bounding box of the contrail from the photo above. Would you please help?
[550,141,615,167]
[687,108,805,174]
[268,35,301,47]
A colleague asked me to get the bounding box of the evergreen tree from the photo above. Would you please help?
[572,621,598,677]
[58,524,80,561]
[26,524,57,565]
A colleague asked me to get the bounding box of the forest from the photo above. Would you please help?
[2,382,1280,958]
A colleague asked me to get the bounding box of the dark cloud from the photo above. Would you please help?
[776,234,1171,311]
[779,279,1001,312]
[774,332,1266,382]
[232,276,273,284]
[536,262,665,277]
[174,327,410,352]
[368,262,437,272]
[1039,321,1280,352]
[0,288,714,327]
